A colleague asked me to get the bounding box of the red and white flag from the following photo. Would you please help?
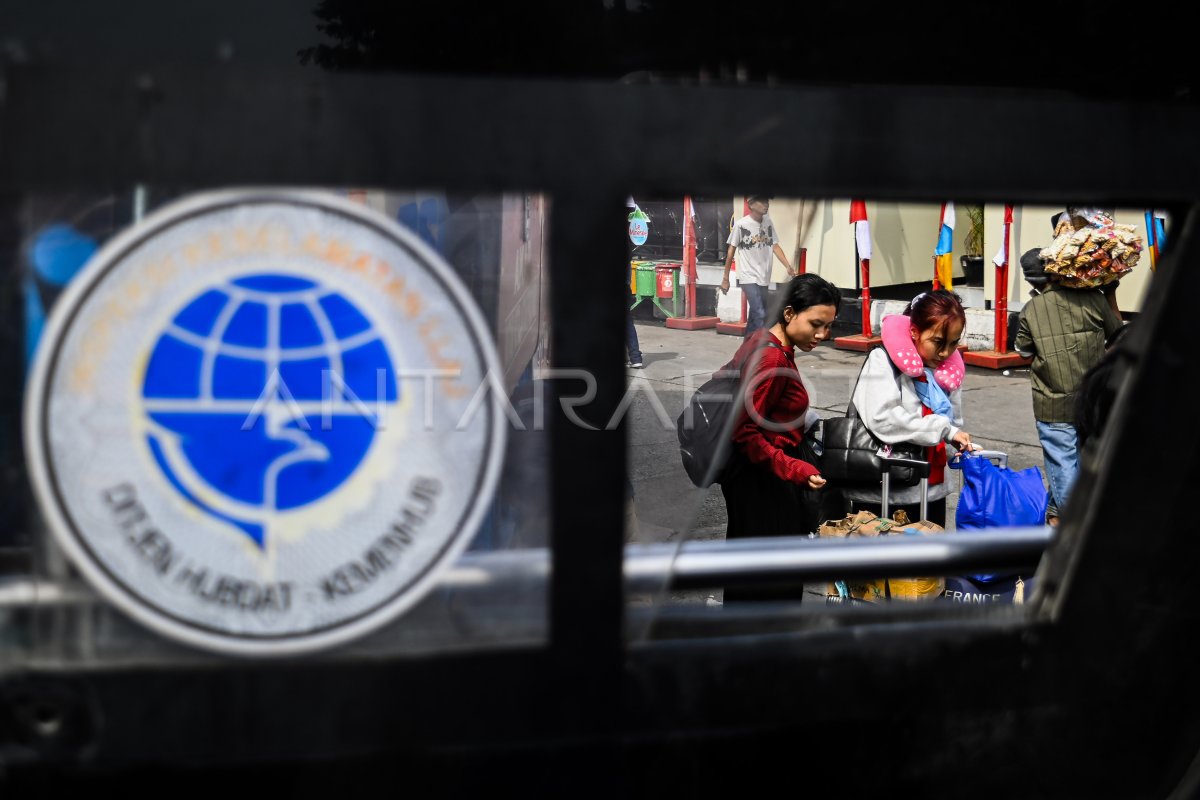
[993,205,1014,267]
[849,200,872,260]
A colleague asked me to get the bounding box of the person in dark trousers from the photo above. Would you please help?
[625,196,645,368]
[626,292,643,368]
[719,195,795,337]
[1014,247,1124,524]
[719,274,839,603]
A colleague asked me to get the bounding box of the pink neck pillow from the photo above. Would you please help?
[880,314,965,391]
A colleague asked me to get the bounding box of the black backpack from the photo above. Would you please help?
[677,340,786,488]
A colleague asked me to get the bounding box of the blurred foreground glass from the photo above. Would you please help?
[0,187,553,666]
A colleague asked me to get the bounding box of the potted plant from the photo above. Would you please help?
[960,204,985,284]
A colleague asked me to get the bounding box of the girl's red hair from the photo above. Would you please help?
[905,290,966,334]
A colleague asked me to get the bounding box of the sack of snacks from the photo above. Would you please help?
[1039,208,1143,289]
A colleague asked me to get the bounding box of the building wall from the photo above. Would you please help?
[762,197,1155,315]
[984,205,1154,315]
[760,198,965,293]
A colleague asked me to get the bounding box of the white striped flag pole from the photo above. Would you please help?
[683,195,697,316]
[849,200,872,336]
[991,205,1014,351]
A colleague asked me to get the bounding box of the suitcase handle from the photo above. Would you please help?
[879,455,930,521]
[878,455,931,479]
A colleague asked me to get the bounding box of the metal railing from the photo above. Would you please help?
[0,528,1052,608]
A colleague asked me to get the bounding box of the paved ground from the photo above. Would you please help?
[624,319,1045,548]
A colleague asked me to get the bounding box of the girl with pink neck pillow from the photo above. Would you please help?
[840,290,978,527]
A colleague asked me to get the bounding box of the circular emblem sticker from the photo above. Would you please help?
[25,190,506,656]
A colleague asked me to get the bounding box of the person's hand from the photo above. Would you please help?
[785,267,797,278]
[950,431,978,452]
[806,474,827,490]
[720,277,730,295]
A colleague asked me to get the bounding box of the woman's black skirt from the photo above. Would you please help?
[718,447,830,603]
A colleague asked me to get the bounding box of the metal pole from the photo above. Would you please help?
[1,530,1054,604]
[684,195,697,316]
[932,202,945,290]
[739,197,749,325]
[860,257,871,336]
[920,477,929,523]
[133,184,147,222]
[881,469,891,519]
[995,204,1012,352]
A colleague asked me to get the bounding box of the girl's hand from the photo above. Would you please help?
[807,474,827,490]
[951,431,978,451]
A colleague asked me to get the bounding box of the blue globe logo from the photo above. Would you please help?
[141,274,398,550]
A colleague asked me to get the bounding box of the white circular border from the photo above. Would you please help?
[24,188,508,657]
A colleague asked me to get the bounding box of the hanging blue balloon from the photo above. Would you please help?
[32,223,98,285]
[26,223,98,365]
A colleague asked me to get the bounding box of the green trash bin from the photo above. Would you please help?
[633,261,656,297]
[630,260,681,318]
[631,261,657,314]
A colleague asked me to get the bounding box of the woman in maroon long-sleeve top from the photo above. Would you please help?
[720,274,841,602]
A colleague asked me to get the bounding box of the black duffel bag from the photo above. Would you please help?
[821,405,923,488]
[821,352,923,488]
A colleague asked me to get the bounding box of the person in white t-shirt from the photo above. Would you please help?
[719,195,795,336]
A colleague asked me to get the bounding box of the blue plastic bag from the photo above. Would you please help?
[950,454,1049,581]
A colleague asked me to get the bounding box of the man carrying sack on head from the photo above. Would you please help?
[1014,247,1124,525]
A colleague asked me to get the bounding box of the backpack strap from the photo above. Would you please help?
[729,336,789,376]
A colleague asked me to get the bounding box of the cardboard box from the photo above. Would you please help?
[820,511,945,603]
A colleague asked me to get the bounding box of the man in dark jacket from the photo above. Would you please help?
[1014,248,1124,523]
